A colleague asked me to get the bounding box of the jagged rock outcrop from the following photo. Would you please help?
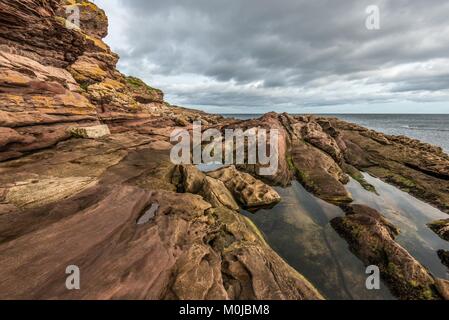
[437,250,449,269]
[56,0,109,39]
[221,112,293,187]
[174,164,206,194]
[428,219,449,241]
[331,204,444,300]
[173,164,239,211]
[300,121,343,164]
[0,0,86,67]
[435,279,449,300]
[290,138,352,205]
[200,176,240,211]
[207,165,281,210]
[224,113,353,205]
[174,164,281,212]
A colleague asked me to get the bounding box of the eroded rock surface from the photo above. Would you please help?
[173,164,239,211]
[207,165,281,210]
[437,250,449,269]
[435,279,449,300]
[331,204,442,300]
[428,219,449,241]
[290,138,352,205]
[227,112,294,187]
[69,124,110,139]
[0,135,322,300]
[0,1,324,300]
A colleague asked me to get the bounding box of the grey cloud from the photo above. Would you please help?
[97,0,449,112]
[391,74,449,92]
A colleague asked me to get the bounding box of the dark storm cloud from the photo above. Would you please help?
[97,0,449,111]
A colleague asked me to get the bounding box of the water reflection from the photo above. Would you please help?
[346,173,449,280]
[242,181,395,300]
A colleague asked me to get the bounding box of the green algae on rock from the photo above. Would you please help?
[331,204,443,300]
[428,219,449,242]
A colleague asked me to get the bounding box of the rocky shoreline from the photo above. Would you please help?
[1,0,449,300]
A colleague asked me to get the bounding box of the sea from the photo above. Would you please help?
[221,114,449,154]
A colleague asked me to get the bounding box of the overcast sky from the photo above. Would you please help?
[95,0,449,114]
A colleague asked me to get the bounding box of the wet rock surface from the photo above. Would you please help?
[437,250,449,269]
[331,204,443,300]
[428,219,449,241]
[435,279,449,300]
[290,138,352,205]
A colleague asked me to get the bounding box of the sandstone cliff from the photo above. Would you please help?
[0,0,222,162]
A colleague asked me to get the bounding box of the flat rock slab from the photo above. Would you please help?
[69,125,111,139]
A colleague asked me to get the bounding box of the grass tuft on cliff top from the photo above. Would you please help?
[125,76,162,95]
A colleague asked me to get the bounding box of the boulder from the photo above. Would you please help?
[173,165,239,211]
[428,219,449,241]
[200,176,239,211]
[207,165,281,210]
[175,164,206,194]
[69,125,110,139]
[301,121,343,163]
[435,279,449,300]
[437,250,449,269]
[291,139,352,205]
